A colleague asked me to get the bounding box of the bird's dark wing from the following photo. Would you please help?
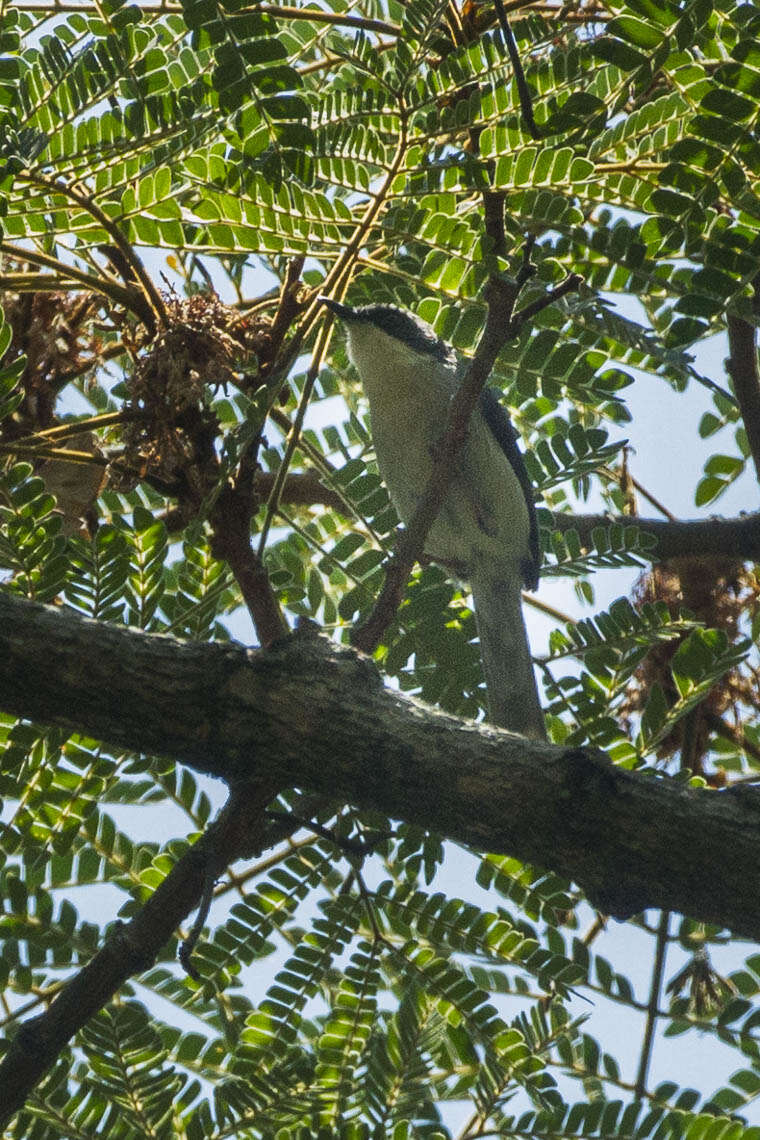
[478,387,541,590]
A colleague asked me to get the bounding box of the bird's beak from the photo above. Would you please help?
[318,295,357,321]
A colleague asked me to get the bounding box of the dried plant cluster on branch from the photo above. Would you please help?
[623,558,760,772]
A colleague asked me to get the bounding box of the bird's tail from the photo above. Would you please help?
[470,568,546,740]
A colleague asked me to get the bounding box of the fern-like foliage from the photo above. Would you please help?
[1,0,760,1135]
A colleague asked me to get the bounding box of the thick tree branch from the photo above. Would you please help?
[263,468,760,563]
[550,509,760,561]
[0,593,759,940]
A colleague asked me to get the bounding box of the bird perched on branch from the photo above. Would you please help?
[319,296,545,741]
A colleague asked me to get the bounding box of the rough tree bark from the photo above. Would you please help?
[0,590,758,937]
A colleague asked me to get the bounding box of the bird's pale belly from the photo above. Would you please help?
[372,416,523,574]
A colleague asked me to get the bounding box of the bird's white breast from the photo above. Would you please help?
[349,335,530,576]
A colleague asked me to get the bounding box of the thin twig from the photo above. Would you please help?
[508,272,583,333]
[19,174,167,330]
[265,810,391,857]
[0,444,105,463]
[256,4,397,35]
[213,833,325,899]
[727,305,760,487]
[352,248,581,655]
[0,241,155,329]
[178,866,217,980]
[238,122,410,438]
[257,256,306,375]
[527,592,575,626]
[9,411,138,447]
[634,909,670,1099]
[581,912,607,946]
[0,781,282,1127]
[250,465,760,569]
[256,319,332,557]
[597,464,677,521]
[494,0,541,139]
[353,867,386,945]
[297,39,395,76]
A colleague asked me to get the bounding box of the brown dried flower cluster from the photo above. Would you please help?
[119,293,264,504]
[622,556,760,770]
[666,946,737,1018]
[1,289,100,431]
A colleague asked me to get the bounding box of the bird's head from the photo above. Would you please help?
[318,297,456,376]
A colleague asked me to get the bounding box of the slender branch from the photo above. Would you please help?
[484,190,511,260]
[634,910,670,1099]
[10,411,137,447]
[0,272,87,292]
[595,161,666,174]
[256,421,384,545]
[508,272,584,333]
[727,310,760,487]
[528,591,574,625]
[494,0,541,139]
[297,39,395,77]
[19,174,167,330]
[0,242,155,328]
[352,264,581,656]
[257,318,332,557]
[597,464,677,521]
[217,542,288,647]
[210,454,288,647]
[0,444,104,463]
[247,467,760,565]
[265,809,389,857]
[0,781,283,1128]
[244,119,409,415]
[214,831,322,899]
[253,470,346,514]
[178,866,217,980]
[308,118,410,307]
[249,4,397,35]
[254,255,305,380]
[9,0,609,18]
[582,913,607,946]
